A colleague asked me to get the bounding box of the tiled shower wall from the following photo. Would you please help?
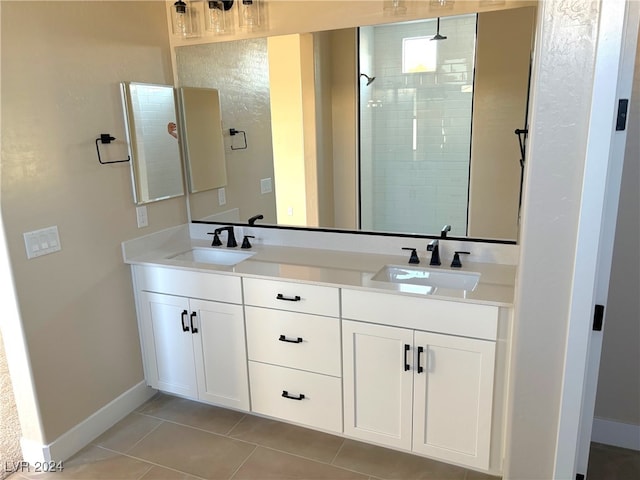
[360,15,476,235]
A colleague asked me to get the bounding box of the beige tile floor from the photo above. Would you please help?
[6,393,638,480]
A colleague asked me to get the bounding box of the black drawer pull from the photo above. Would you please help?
[417,346,424,374]
[282,390,305,400]
[190,312,198,334]
[276,293,301,302]
[181,310,190,332]
[404,344,410,371]
[279,334,303,343]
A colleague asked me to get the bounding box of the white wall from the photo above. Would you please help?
[1,0,185,446]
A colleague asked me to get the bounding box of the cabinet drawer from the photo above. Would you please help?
[245,306,341,376]
[243,278,339,317]
[249,361,342,433]
[134,265,242,304]
[342,289,498,341]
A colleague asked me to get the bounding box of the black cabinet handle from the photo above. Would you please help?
[279,334,303,343]
[282,390,305,400]
[190,312,198,334]
[417,346,424,374]
[181,310,189,332]
[404,344,410,371]
[276,293,301,302]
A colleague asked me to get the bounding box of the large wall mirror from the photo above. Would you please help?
[176,5,536,242]
[121,82,185,204]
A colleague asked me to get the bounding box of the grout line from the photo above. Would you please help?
[228,443,258,480]
[125,417,165,453]
[133,462,154,480]
[225,413,248,437]
[95,445,208,480]
[329,438,346,465]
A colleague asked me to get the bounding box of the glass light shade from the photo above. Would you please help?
[172,0,192,38]
[238,0,262,31]
[206,1,228,33]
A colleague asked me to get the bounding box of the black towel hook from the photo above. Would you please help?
[96,133,130,164]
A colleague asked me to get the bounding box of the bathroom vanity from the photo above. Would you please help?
[123,225,516,475]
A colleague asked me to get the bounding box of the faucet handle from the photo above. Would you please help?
[402,247,420,264]
[241,235,255,249]
[207,231,223,246]
[451,251,470,268]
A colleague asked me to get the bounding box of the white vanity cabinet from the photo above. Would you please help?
[133,265,250,411]
[341,289,498,470]
[243,278,343,433]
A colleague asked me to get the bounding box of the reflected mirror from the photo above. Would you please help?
[176,6,536,241]
[177,87,228,194]
[120,82,185,204]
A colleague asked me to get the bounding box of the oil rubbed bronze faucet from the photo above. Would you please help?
[427,240,441,266]
[214,226,238,248]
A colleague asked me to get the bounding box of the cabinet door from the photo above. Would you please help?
[139,292,197,398]
[413,331,495,470]
[342,320,414,450]
[190,299,250,411]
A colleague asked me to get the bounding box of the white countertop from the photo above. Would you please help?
[123,234,516,307]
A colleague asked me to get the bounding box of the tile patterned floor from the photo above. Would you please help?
[6,393,638,479]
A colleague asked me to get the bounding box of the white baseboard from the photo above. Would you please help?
[592,417,640,451]
[21,381,156,464]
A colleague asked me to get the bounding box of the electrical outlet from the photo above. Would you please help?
[136,206,148,228]
[218,187,227,206]
[261,177,273,194]
[287,207,294,216]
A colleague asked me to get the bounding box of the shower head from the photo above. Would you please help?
[360,73,376,86]
[431,18,447,41]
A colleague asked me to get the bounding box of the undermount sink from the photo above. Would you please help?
[168,248,255,266]
[372,265,480,291]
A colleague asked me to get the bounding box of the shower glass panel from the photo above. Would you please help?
[359,15,477,235]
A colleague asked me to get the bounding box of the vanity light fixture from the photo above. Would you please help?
[172,0,195,38]
[95,134,130,165]
[238,0,263,31]
[205,0,234,34]
[429,0,454,8]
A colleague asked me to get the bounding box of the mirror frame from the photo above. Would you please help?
[120,82,186,205]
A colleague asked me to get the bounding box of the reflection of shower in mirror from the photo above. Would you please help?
[360,73,376,86]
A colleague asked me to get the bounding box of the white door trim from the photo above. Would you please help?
[554,1,640,478]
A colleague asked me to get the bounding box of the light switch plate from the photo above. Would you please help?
[136,206,148,228]
[23,226,61,259]
[218,187,227,206]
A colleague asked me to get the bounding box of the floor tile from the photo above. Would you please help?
[128,421,255,479]
[587,442,640,479]
[92,413,162,453]
[231,446,368,479]
[22,445,152,479]
[139,465,203,479]
[138,393,245,435]
[228,415,344,463]
[333,439,467,480]
[464,469,500,479]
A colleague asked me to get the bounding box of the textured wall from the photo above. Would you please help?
[0,329,21,480]
[1,0,185,444]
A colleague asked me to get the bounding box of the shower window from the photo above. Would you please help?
[402,36,438,73]
[359,15,477,235]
